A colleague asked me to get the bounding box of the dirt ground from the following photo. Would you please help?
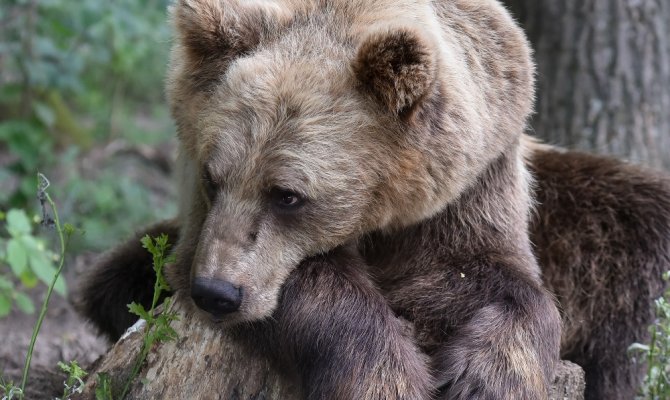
[0,256,110,397]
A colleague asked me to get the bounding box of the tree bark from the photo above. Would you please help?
[76,293,584,399]
[77,293,302,399]
[503,0,670,170]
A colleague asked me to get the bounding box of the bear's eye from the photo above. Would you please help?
[270,187,305,211]
[202,168,217,200]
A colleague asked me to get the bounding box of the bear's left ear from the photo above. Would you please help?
[352,27,437,119]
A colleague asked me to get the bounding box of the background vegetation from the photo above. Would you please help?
[0,0,176,256]
[0,0,178,327]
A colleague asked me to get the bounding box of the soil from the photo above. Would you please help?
[0,259,110,397]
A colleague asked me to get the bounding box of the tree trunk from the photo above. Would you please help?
[503,0,670,170]
[76,293,584,399]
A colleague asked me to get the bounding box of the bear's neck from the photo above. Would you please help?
[360,143,541,283]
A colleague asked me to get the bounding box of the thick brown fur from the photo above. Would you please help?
[77,148,670,398]
[78,0,558,398]
[271,247,434,399]
[528,148,670,400]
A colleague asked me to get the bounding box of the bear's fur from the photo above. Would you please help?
[77,148,670,399]
[528,147,670,400]
[74,0,668,398]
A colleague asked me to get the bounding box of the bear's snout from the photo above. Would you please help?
[191,277,243,318]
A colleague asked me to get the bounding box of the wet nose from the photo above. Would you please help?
[191,278,242,317]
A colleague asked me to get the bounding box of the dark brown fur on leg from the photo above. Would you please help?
[74,219,180,341]
[361,150,562,399]
[273,247,434,400]
[431,261,560,399]
[529,149,670,400]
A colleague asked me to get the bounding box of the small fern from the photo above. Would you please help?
[118,234,178,399]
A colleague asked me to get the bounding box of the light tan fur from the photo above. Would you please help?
[166,0,536,322]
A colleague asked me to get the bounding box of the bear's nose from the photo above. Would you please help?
[190,278,242,318]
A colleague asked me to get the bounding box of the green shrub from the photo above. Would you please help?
[630,272,670,399]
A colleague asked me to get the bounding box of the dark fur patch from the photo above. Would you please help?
[360,148,561,399]
[73,219,180,341]
[529,149,670,400]
[273,247,433,399]
[352,27,436,118]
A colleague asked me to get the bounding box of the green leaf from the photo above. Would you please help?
[0,275,13,290]
[63,223,76,236]
[128,302,150,320]
[53,275,67,296]
[28,253,67,295]
[33,102,56,128]
[6,238,28,276]
[95,373,113,400]
[14,292,35,314]
[140,235,155,254]
[6,209,31,236]
[58,360,87,380]
[20,234,43,252]
[19,268,38,288]
[0,293,11,317]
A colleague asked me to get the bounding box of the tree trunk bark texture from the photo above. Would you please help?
[504,0,670,170]
[75,294,584,399]
[77,293,302,399]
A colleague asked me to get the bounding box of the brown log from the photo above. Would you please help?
[550,361,585,400]
[77,293,584,399]
[77,293,301,399]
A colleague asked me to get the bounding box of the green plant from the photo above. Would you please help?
[56,360,87,400]
[118,233,178,399]
[95,373,113,400]
[0,206,67,317]
[18,174,74,399]
[630,272,670,399]
[0,377,22,400]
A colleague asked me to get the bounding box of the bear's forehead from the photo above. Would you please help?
[198,44,375,158]
[198,63,377,194]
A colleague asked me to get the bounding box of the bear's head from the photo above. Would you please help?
[166,0,534,324]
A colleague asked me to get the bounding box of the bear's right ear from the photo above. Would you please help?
[174,0,252,62]
[173,0,290,73]
[352,26,437,119]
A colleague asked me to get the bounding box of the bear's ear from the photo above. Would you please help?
[174,0,260,61]
[352,27,437,119]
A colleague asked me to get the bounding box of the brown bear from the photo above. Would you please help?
[75,0,665,398]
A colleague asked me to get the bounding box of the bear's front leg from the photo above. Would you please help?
[433,275,561,400]
[273,247,434,400]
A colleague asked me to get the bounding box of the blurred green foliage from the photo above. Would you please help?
[0,0,177,253]
[0,208,65,317]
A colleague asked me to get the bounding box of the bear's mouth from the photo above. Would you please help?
[190,301,246,326]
